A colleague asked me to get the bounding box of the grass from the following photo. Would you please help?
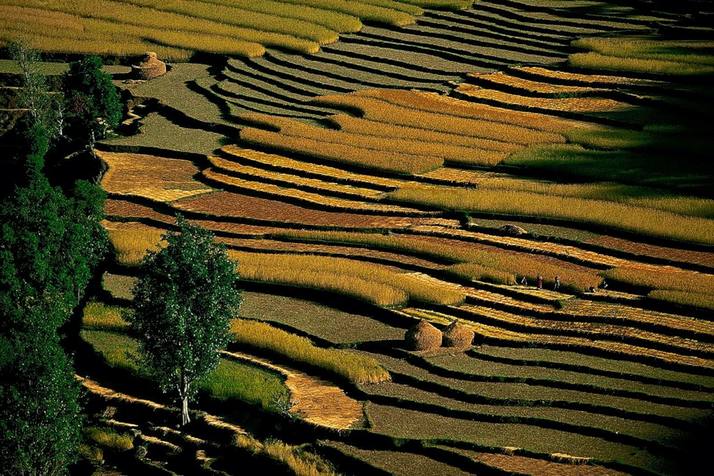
[239,126,444,175]
[98,150,213,203]
[570,37,714,76]
[80,329,289,411]
[230,319,390,384]
[363,403,662,474]
[84,426,134,452]
[240,112,507,167]
[602,266,714,296]
[274,0,416,26]
[105,222,166,267]
[82,302,130,331]
[240,291,404,345]
[648,290,714,312]
[387,185,714,245]
[275,230,601,292]
[314,94,565,146]
[202,359,290,411]
[102,272,138,301]
[233,435,337,476]
[230,250,466,307]
[504,144,714,197]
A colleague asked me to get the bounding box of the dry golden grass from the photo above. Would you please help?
[230,319,389,384]
[388,186,714,245]
[602,266,714,295]
[569,52,714,76]
[208,155,383,200]
[84,427,134,451]
[468,71,605,95]
[104,221,166,267]
[239,112,507,166]
[221,145,406,189]
[229,250,465,307]
[516,66,667,87]
[456,84,632,113]
[82,302,129,331]
[355,89,581,133]
[115,0,340,44]
[202,168,414,214]
[403,308,714,369]
[648,290,714,311]
[0,3,267,58]
[444,171,714,219]
[276,230,600,292]
[239,126,443,175]
[98,151,213,203]
[328,114,520,152]
[275,0,416,26]
[233,435,337,476]
[314,94,565,146]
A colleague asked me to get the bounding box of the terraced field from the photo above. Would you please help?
[5,0,714,475]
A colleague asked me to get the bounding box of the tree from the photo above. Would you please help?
[8,41,63,139]
[62,56,122,147]
[0,330,81,476]
[129,218,241,426]
[0,119,107,474]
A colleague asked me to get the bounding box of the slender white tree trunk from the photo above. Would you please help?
[180,371,191,426]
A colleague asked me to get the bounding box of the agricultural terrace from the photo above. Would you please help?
[0,0,475,58]
[5,0,714,474]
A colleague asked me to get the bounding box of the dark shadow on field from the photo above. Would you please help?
[666,415,714,475]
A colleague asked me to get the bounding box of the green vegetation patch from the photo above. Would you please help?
[80,329,289,411]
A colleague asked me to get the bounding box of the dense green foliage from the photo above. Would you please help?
[0,46,109,475]
[129,218,241,425]
[62,55,122,146]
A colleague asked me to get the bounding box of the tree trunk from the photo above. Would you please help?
[180,371,191,427]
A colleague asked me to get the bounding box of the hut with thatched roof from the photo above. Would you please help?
[443,321,474,350]
[405,319,442,351]
[131,52,166,80]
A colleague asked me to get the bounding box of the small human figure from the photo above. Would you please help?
[519,276,528,286]
[589,286,597,293]
[554,276,561,291]
[536,275,543,289]
[601,279,608,290]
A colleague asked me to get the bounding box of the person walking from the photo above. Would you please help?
[536,275,543,289]
[519,276,528,286]
[554,276,561,291]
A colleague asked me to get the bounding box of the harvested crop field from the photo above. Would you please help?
[6,0,714,475]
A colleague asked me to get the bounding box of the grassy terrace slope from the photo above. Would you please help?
[0,0,475,58]
[6,0,712,474]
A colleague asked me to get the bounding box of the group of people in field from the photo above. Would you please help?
[518,275,608,293]
[519,274,557,290]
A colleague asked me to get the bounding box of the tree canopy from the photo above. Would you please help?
[129,218,241,425]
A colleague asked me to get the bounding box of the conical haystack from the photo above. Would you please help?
[443,321,474,350]
[405,319,442,351]
[132,52,166,80]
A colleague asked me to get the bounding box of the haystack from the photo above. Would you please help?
[131,52,166,80]
[443,321,474,350]
[500,224,528,236]
[405,319,442,351]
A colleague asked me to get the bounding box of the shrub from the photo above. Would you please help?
[84,427,134,452]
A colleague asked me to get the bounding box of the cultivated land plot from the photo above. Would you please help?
[10,0,712,473]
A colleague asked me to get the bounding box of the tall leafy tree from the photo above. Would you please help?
[0,121,100,475]
[129,218,241,426]
[8,41,63,139]
[62,55,122,147]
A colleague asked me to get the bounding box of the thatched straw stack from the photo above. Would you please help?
[443,321,474,350]
[500,224,528,236]
[132,52,166,80]
[405,319,442,351]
